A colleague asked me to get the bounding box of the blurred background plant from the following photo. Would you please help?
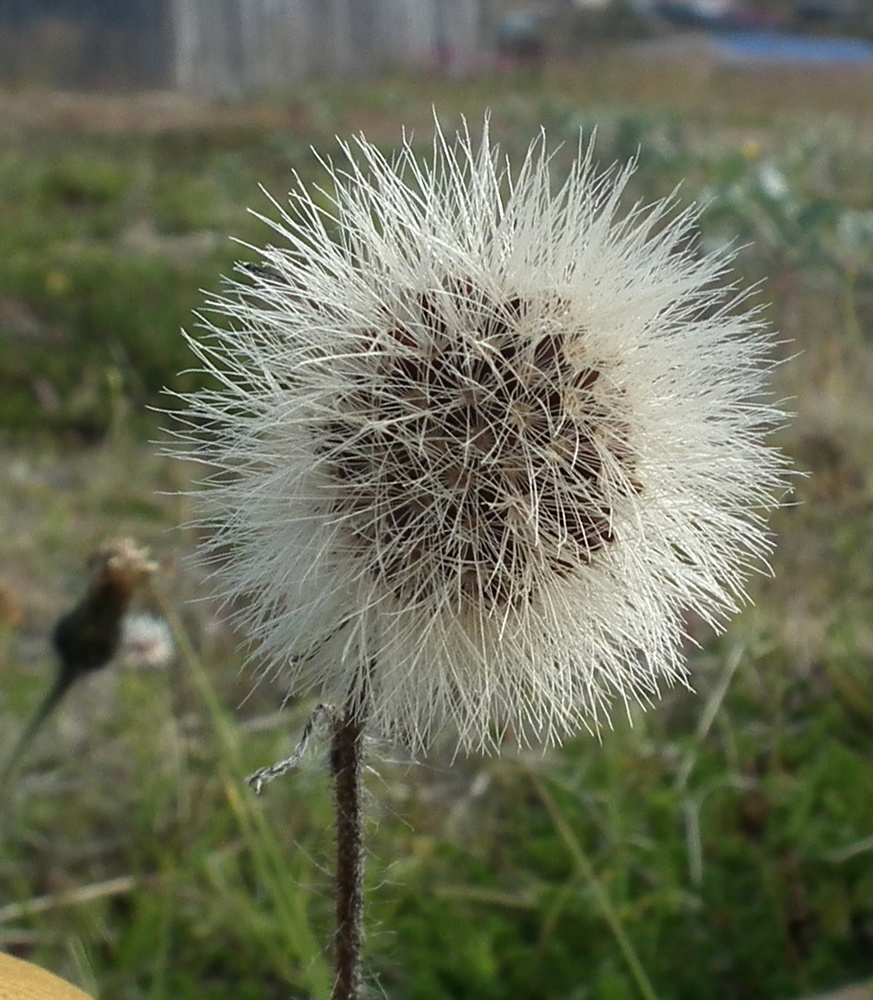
[1,54,872,1000]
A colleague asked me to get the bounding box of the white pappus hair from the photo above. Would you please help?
[171,118,789,754]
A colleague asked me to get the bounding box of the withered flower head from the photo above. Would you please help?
[53,537,158,678]
[87,537,159,596]
[1,538,160,783]
[173,120,789,753]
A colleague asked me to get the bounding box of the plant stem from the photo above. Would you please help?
[330,704,366,1000]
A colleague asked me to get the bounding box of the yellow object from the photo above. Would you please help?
[0,953,92,1000]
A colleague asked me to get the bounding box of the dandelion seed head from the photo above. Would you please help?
[172,119,790,753]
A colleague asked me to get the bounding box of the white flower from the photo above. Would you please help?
[172,120,788,753]
[120,612,175,668]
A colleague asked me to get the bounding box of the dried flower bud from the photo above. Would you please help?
[87,537,158,597]
[53,537,157,680]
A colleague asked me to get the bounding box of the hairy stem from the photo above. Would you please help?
[330,704,366,1000]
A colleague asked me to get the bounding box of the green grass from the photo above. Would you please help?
[2,62,873,999]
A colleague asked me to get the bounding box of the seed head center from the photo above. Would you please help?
[321,284,639,607]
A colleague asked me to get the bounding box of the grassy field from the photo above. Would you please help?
[1,57,873,1000]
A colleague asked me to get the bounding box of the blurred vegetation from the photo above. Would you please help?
[1,59,873,1000]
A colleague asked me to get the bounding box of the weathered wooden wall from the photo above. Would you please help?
[169,0,487,96]
[0,0,172,88]
[0,0,488,93]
